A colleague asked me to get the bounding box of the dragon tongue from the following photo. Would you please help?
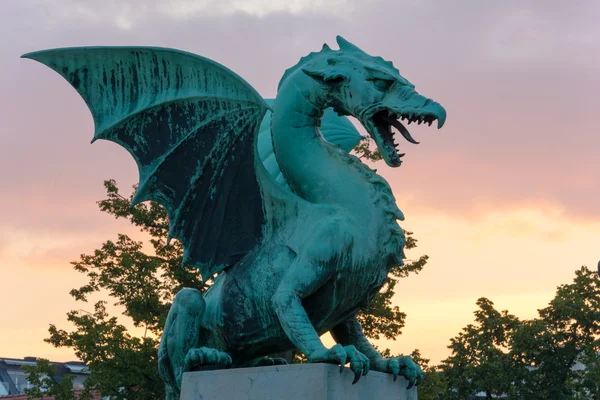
[380,114,420,145]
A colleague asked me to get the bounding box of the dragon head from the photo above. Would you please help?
[284,36,447,167]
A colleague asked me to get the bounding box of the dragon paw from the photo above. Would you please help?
[252,356,289,367]
[374,356,423,389]
[184,347,232,371]
[308,344,370,384]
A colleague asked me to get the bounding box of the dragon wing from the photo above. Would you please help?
[23,47,270,279]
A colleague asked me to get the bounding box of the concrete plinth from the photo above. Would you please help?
[180,363,418,400]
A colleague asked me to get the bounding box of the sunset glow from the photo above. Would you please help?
[0,0,598,366]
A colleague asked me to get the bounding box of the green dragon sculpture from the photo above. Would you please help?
[23,36,446,398]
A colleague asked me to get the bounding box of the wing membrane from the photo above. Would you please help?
[23,47,268,278]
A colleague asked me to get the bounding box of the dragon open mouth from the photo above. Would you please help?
[366,109,441,167]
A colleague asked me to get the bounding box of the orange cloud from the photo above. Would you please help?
[370,199,600,364]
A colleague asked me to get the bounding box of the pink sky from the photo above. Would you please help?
[0,0,598,364]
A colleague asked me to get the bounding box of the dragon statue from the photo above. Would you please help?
[24,36,446,399]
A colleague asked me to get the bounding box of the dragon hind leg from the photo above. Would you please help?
[158,288,232,400]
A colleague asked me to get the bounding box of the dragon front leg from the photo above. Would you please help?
[331,317,423,389]
[271,218,369,379]
[271,259,334,359]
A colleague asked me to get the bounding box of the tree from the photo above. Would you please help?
[409,349,446,400]
[28,141,430,399]
[23,359,77,400]
[354,138,383,163]
[44,301,163,400]
[357,231,428,340]
[436,266,600,400]
[574,345,600,399]
[510,266,600,399]
[439,298,520,399]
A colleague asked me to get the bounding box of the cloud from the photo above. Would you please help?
[1,0,598,244]
[0,219,150,270]
[19,242,91,267]
[388,201,600,363]
[21,0,362,28]
[397,200,600,298]
[477,2,600,64]
[3,0,600,365]
[20,239,113,268]
[0,233,7,256]
[0,178,139,234]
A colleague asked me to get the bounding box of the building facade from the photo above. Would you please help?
[0,357,89,397]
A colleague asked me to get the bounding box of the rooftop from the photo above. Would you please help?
[0,357,90,397]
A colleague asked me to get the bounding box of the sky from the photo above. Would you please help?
[0,0,598,365]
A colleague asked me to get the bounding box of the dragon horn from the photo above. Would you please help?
[336,36,367,54]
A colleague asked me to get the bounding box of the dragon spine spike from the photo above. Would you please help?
[336,36,366,54]
[278,49,329,91]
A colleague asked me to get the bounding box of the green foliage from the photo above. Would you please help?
[409,349,447,400]
[35,179,428,399]
[23,359,78,400]
[436,266,600,400]
[357,232,428,340]
[45,301,163,400]
[510,266,600,399]
[29,180,208,399]
[440,298,519,399]
[353,138,383,162]
[574,346,600,399]
[71,179,207,335]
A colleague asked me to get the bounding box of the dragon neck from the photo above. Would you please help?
[271,75,372,210]
[271,73,406,265]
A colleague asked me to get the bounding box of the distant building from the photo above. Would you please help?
[0,392,100,400]
[0,357,89,397]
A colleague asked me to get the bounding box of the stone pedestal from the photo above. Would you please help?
[180,363,418,400]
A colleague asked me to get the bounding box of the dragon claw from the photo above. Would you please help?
[309,344,369,384]
[375,355,422,389]
[416,373,423,386]
[352,371,361,385]
[250,356,288,367]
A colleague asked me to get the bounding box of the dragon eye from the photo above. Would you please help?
[373,78,394,91]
